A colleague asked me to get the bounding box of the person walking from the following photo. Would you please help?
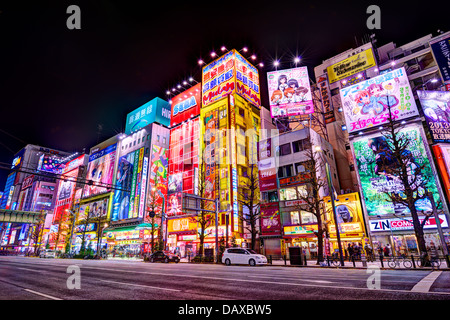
[383,244,391,257]
[347,243,354,262]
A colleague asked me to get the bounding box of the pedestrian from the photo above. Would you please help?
[364,243,373,262]
[347,243,354,261]
[383,244,390,257]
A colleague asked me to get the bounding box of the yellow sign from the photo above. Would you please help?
[168,218,197,233]
[327,49,376,84]
[324,192,366,238]
[283,224,318,236]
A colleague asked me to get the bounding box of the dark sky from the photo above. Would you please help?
[1,0,449,188]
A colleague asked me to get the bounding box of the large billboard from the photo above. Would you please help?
[170,84,201,127]
[340,67,419,134]
[324,192,366,237]
[111,148,145,221]
[77,198,109,223]
[202,50,260,107]
[125,97,171,135]
[352,126,441,216]
[83,144,117,198]
[327,48,376,84]
[147,145,169,219]
[267,67,314,117]
[417,90,450,143]
[430,36,450,83]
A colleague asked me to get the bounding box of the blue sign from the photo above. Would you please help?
[431,37,450,82]
[125,97,171,135]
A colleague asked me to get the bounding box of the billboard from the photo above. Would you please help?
[111,148,145,221]
[167,192,182,217]
[324,192,366,237]
[77,198,109,222]
[37,154,65,174]
[56,168,79,202]
[352,126,441,216]
[417,90,450,143]
[202,50,260,107]
[316,74,335,123]
[327,48,376,84]
[258,138,277,191]
[147,145,169,219]
[203,109,218,210]
[125,97,171,135]
[83,144,117,197]
[340,67,419,133]
[430,36,450,83]
[267,67,314,117]
[11,149,25,170]
[170,84,201,127]
[260,202,281,236]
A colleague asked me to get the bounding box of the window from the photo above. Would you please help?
[279,143,291,156]
[292,139,306,153]
[163,137,166,144]
[295,162,309,174]
[138,138,140,144]
[157,135,160,142]
[301,211,317,224]
[278,164,293,178]
[239,107,245,117]
[290,211,300,225]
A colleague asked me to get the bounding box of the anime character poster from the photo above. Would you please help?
[111,152,134,221]
[267,67,314,117]
[147,145,169,220]
[417,90,450,143]
[83,144,117,197]
[324,193,365,235]
[340,67,419,133]
[168,172,182,193]
[203,110,218,211]
[167,192,182,217]
[352,126,441,216]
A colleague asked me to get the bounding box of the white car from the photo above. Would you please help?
[39,249,56,258]
[222,248,267,266]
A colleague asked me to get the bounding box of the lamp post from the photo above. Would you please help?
[315,145,345,266]
[427,191,449,268]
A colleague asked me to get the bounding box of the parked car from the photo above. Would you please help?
[39,249,56,259]
[222,248,267,266]
[147,251,180,263]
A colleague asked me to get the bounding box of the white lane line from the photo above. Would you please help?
[411,271,442,293]
[23,289,63,300]
[99,279,181,292]
[17,267,42,273]
[246,275,333,284]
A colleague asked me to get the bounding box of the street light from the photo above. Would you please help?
[315,145,345,266]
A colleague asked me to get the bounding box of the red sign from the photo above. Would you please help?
[170,84,201,127]
[21,175,34,190]
[261,202,281,236]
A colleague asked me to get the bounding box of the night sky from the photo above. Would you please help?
[1,0,449,188]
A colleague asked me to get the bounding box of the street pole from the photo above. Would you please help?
[215,198,219,263]
[428,191,449,268]
[324,159,345,267]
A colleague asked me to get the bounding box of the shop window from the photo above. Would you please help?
[290,211,300,225]
[301,211,317,224]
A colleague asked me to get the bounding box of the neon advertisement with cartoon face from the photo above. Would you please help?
[340,67,419,133]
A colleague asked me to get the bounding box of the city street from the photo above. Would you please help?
[0,256,449,301]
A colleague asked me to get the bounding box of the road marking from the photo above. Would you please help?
[99,279,181,292]
[17,267,42,273]
[411,271,442,293]
[23,289,62,300]
[246,275,333,284]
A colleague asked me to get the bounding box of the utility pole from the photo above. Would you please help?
[428,191,450,268]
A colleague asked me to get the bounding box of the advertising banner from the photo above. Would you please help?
[267,67,314,117]
[111,148,145,221]
[83,144,117,197]
[260,202,281,236]
[57,168,79,203]
[171,84,201,127]
[234,51,261,106]
[204,109,218,211]
[340,67,419,133]
[202,51,236,107]
[352,126,441,216]
[327,48,376,84]
[125,97,171,135]
[149,145,169,211]
[369,215,449,232]
[11,149,25,170]
[21,175,34,190]
[417,90,450,143]
[324,192,365,236]
[167,192,183,217]
[37,154,65,174]
[316,74,335,123]
[167,217,197,233]
[430,36,450,83]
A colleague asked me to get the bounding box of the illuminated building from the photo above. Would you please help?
[105,97,171,257]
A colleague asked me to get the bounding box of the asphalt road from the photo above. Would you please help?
[0,256,449,302]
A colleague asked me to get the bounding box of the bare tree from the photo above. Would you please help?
[146,188,161,254]
[189,160,214,258]
[375,105,438,265]
[31,211,46,256]
[237,163,260,251]
[291,137,329,264]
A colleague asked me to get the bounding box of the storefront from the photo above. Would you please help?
[369,215,450,256]
[104,226,156,258]
[283,224,319,259]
